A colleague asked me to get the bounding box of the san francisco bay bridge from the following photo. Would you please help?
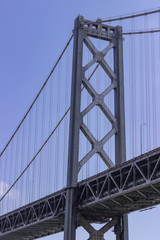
[1,8,160,240]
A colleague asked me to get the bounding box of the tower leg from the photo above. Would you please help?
[64,188,77,240]
[63,16,84,240]
[114,215,129,240]
[114,26,129,240]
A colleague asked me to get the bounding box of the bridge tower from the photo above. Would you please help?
[64,16,128,240]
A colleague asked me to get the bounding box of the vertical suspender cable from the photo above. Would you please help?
[7,142,13,212]
[63,46,69,185]
[5,150,9,213]
[0,153,4,213]
[130,18,135,157]
[132,18,136,156]
[39,91,45,198]
[144,15,150,151]
[27,112,32,203]
[159,12,160,58]
[21,120,26,207]
[10,138,15,210]
[55,62,61,190]
[43,87,47,196]
[129,32,133,158]
[15,130,20,209]
[33,101,38,200]
[49,75,54,193]
[2,149,8,213]
[139,34,145,154]
[151,33,157,148]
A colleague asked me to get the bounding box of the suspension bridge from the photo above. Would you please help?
[0,8,160,240]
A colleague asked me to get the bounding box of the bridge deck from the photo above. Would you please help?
[1,147,160,239]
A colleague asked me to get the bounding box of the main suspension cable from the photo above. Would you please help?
[0,34,74,158]
[123,29,160,35]
[102,7,160,23]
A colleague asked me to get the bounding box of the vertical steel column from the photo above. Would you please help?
[114,26,129,240]
[114,26,126,166]
[64,16,84,240]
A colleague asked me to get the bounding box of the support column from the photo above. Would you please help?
[114,215,129,240]
[114,26,129,240]
[64,16,84,240]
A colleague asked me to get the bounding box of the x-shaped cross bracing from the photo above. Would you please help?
[79,214,117,240]
[78,36,117,171]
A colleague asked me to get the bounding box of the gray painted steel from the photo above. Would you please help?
[1,147,160,239]
[64,16,84,240]
[64,16,128,240]
[114,26,128,240]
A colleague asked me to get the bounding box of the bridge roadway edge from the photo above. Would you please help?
[1,147,160,239]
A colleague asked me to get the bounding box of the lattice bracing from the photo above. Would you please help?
[79,36,117,170]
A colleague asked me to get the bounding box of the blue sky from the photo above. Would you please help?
[0,0,160,239]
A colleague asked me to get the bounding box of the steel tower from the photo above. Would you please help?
[64,16,128,240]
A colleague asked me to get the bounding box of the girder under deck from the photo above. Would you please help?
[1,147,160,239]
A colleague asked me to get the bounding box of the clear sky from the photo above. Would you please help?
[0,0,160,239]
